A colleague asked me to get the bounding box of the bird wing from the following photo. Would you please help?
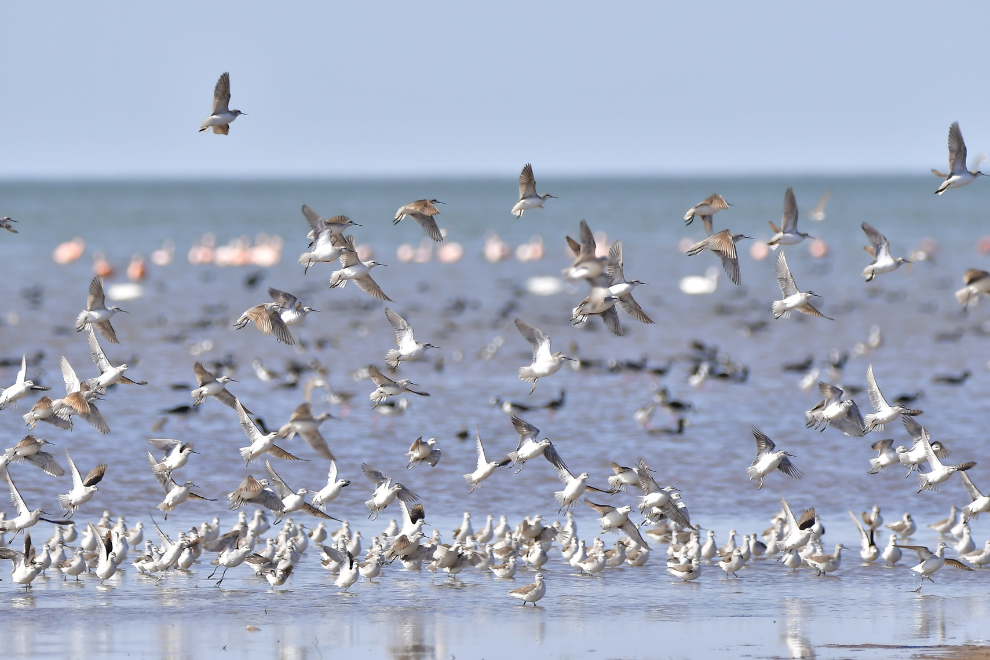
[268,287,297,309]
[751,427,775,459]
[600,306,624,336]
[409,212,443,242]
[833,401,865,437]
[147,452,173,492]
[212,72,231,115]
[781,187,799,233]
[948,121,967,175]
[812,190,831,214]
[511,415,540,450]
[920,429,944,471]
[897,544,933,561]
[514,318,551,363]
[268,310,296,345]
[847,511,870,549]
[618,520,650,551]
[87,276,106,310]
[258,488,286,513]
[336,234,360,268]
[607,240,625,283]
[584,499,615,516]
[775,251,799,297]
[617,295,654,324]
[795,302,831,320]
[817,382,844,404]
[266,445,303,462]
[902,415,925,443]
[703,193,730,210]
[67,451,84,490]
[474,427,487,468]
[543,443,574,484]
[361,464,389,487]
[326,460,339,486]
[86,326,113,374]
[16,354,26,385]
[385,307,415,347]
[25,451,65,477]
[148,438,181,453]
[300,430,334,460]
[368,365,394,388]
[236,399,266,444]
[945,558,976,571]
[301,503,337,520]
[860,222,888,259]
[193,362,216,386]
[708,231,741,285]
[866,364,889,412]
[264,460,294,499]
[778,457,803,480]
[780,495,799,535]
[959,473,984,502]
[565,236,582,258]
[518,163,536,199]
[354,275,393,302]
[395,484,419,503]
[797,507,816,531]
[871,438,894,452]
[301,205,324,232]
[61,356,81,394]
[6,471,30,517]
[578,220,596,257]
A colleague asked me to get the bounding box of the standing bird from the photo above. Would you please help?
[85,326,147,393]
[746,428,802,490]
[276,403,334,460]
[545,445,614,513]
[515,318,573,394]
[848,511,879,563]
[0,216,17,233]
[329,235,392,301]
[863,364,922,433]
[0,355,51,410]
[861,223,911,282]
[0,534,41,589]
[233,301,295,345]
[76,276,126,343]
[463,426,511,494]
[58,452,106,515]
[511,164,555,217]
[772,251,831,320]
[190,362,245,411]
[394,199,444,242]
[686,229,751,286]
[384,307,439,372]
[768,188,811,249]
[368,364,429,408]
[199,72,246,134]
[897,542,973,592]
[508,572,546,606]
[932,122,985,194]
[683,194,730,236]
[607,240,653,324]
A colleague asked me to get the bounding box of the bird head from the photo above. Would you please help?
[109,306,128,313]
[231,110,247,117]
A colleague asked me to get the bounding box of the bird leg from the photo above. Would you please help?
[215,567,228,587]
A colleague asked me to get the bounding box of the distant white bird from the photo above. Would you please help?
[683,193,730,236]
[768,188,811,249]
[58,451,106,515]
[959,473,990,521]
[882,534,902,566]
[514,318,573,394]
[885,513,916,538]
[896,541,973,592]
[863,364,922,433]
[384,307,439,371]
[861,222,910,282]
[0,355,50,410]
[199,72,246,134]
[746,428,802,489]
[955,269,990,312]
[463,426,511,494]
[805,543,844,577]
[848,511,879,563]
[772,251,831,320]
[932,122,985,194]
[679,267,720,295]
[511,164,555,217]
[808,190,832,222]
[394,199,444,242]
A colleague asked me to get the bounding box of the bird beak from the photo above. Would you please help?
[119,309,129,313]
[743,236,754,240]
[435,200,445,204]
[228,378,239,383]
[310,309,321,313]
[547,194,558,199]
[190,450,201,455]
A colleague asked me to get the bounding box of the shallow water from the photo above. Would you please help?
[0,177,988,659]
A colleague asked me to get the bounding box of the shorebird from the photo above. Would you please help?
[361,464,419,520]
[227,475,285,516]
[398,500,427,537]
[367,364,429,408]
[302,205,360,240]
[960,473,990,521]
[718,549,744,578]
[406,437,441,469]
[886,513,916,538]
[0,533,41,589]
[585,500,651,550]
[683,194,730,236]
[394,199,444,242]
[209,533,253,586]
[233,301,295,345]
[897,542,973,592]
[768,188,811,249]
[777,495,816,552]
[772,251,831,320]
[0,216,17,233]
[882,534,902,566]
[955,269,990,312]
[464,426,511,494]
[932,122,985,194]
[868,438,899,474]
[58,451,106,515]
[607,240,654,324]
[806,543,844,577]
[3,435,64,476]
[236,399,302,466]
[914,428,975,493]
[54,356,109,434]
[85,326,146,393]
[633,458,693,529]
[148,452,212,519]
[668,558,702,581]
[299,213,357,273]
[310,461,350,510]
[514,318,573,394]
[190,362,244,411]
[809,190,832,222]
[276,402,334,460]
[861,222,910,281]
[0,471,71,533]
[864,365,921,432]
[508,572,546,606]
[265,460,338,520]
[571,280,623,336]
[384,307,439,371]
[961,540,990,568]
[199,72,245,134]
[0,355,50,410]
[685,229,751,286]
[506,416,553,473]
[265,565,293,590]
[848,512,879,563]
[491,556,517,579]
[147,438,197,474]
[76,276,126,343]
[746,428,802,489]
[268,288,318,327]
[861,505,883,531]
[545,444,614,512]
[329,235,392,301]
[511,164,555,217]
[563,221,609,281]
[806,382,865,437]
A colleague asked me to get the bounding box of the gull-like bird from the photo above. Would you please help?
[960,473,990,521]
[148,452,212,519]
[227,475,285,516]
[686,229,751,286]
[768,188,811,249]
[235,400,302,466]
[406,437,441,469]
[199,72,246,134]
[299,209,358,273]
[55,356,109,434]
[746,428,802,490]
[0,471,71,533]
[463,426,511,494]
[190,362,245,411]
[545,444,614,513]
[0,355,50,410]
[76,276,126,343]
[368,364,429,408]
[58,451,106,515]
[506,416,553,473]
[384,307,439,371]
[0,216,18,233]
[607,240,653,324]
[515,318,573,394]
[265,460,338,520]
[311,460,351,509]
[932,122,985,194]
[848,511,879,563]
[772,251,831,320]
[809,190,832,222]
[955,269,990,312]
[394,199,444,242]
[863,364,922,433]
[233,301,295,345]
[276,403,334,460]
[361,464,419,520]
[896,541,973,592]
[268,288,318,327]
[329,234,392,301]
[584,500,651,551]
[85,326,146,394]
[861,222,910,282]
[683,193,730,236]
[511,164,555,217]
[2,435,64,477]
[148,438,197,474]
[915,429,975,493]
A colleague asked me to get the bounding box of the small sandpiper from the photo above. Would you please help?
[514,318,573,394]
[276,402,335,460]
[199,72,246,134]
[767,188,811,249]
[686,229,751,286]
[508,572,546,606]
[683,193,730,236]
[76,276,126,344]
[772,251,831,320]
[394,199,444,242]
[329,234,392,301]
[0,216,17,233]
[463,426,512,494]
[511,164,555,217]
[58,451,106,514]
[607,240,653,324]
[190,362,245,411]
[268,288,318,327]
[367,364,429,408]
[746,428,802,489]
[863,364,922,433]
[85,326,147,393]
[299,211,357,274]
[0,354,51,410]
[233,301,295,345]
[932,122,985,194]
[384,307,439,372]
[861,222,910,282]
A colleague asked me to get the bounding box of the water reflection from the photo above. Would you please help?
[913,594,947,642]
[387,611,435,660]
[781,597,815,659]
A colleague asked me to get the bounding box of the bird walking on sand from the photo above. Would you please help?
[686,229,751,286]
[683,194,730,236]
[511,164,555,217]
[199,72,246,134]
[76,276,126,344]
[394,199,444,242]
[772,251,831,320]
[932,122,985,194]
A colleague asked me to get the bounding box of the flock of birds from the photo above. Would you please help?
[0,73,989,608]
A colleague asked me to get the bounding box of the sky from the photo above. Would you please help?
[2,2,990,178]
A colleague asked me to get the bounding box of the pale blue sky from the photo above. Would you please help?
[2,2,989,177]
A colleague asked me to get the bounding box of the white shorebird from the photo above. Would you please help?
[464,426,511,494]
[634,459,693,529]
[571,282,623,336]
[236,400,302,466]
[0,355,50,410]
[0,533,41,589]
[928,506,959,536]
[848,511,879,563]
[777,495,816,552]
[3,435,64,476]
[806,382,865,437]
[299,210,358,273]
[960,473,990,521]
[861,505,883,531]
[607,240,653,324]
[746,428,802,489]
[868,438,899,474]
[863,365,922,433]
[882,534,902,566]
[368,365,428,409]
[209,533,253,587]
[0,216,17,233]
[885,513,916,538]
[266,565,293,590]
[76,276,126,343]
[511,164,555,217]
[897,541,973,592]
[584,500,650,550]
[199,72,246,134]
[190,362,244,411]
[772,251,831,320]
[861,222,910,282]
[0,471,71,534]
[686,229,751,286]
[265,460,337,520]
[506,416,553,473]
[276,402,334,460]
[384,307,439,372]
[147,439,197,474]
[914,428,975,493]
[955,269,990,312]
[768,188,811,249]
[148,452,211,519]
[667,558,702,582]
[268,288,319,328]
[227,475,285,517]
[718,549,744,578]
[508,572,546,606]
[932,122,985,194]
[85,326,146,393]
[563,220,610,281]
[806,543,844,577]
[808,190,831,221]
[394,199,444,242]
[329,235,392,301]
[406,437,441,469]
[514,318,573,394]
[361,464,419,520]
[234,301,295,345]
[545,445,614,513]
[55,356,109,434]
[58,451,106,515]
[683,193,730,236]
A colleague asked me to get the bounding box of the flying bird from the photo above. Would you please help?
[767,188,811,249]
[932,122,985,194]
[772,251,831,320]
[511,164,555,217]
[685,229,751,286]
[683,194,730,236]
[199,72,246,134]
[394,199,444,242]
[746,428,802,489]
[515,318,573,394]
